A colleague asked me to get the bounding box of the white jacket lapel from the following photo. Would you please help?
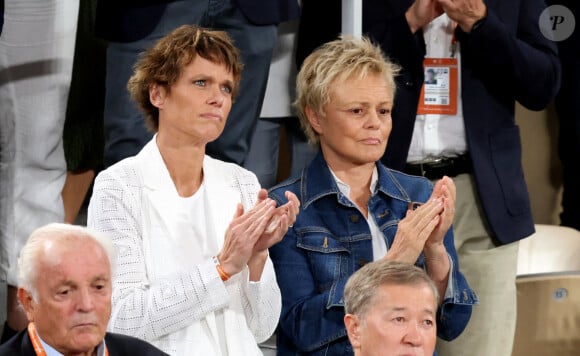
[136,139,185,247]
[202,156,241,249]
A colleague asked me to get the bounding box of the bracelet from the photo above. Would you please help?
[212,256,230,282]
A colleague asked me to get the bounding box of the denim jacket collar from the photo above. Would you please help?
[301,152,412,209]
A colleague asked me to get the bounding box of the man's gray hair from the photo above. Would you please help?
[17,223,116,300]
[344,260,439,318]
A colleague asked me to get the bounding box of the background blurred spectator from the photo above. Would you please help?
[62,0,106,225]
[0,0,79,339]
[94,0,300,169]
[246,18,317,189]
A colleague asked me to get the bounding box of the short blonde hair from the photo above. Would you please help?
[294,35,399,145]
[128,24,243,132]
[344,260,438,319]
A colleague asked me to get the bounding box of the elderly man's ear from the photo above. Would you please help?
[344,314,362,349]
[17,288,35,321]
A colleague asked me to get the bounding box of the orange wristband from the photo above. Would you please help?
[213,256,230,281]
[216,264,230,281]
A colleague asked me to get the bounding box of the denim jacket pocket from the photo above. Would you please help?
[296,231,352,309]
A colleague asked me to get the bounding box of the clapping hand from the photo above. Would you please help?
[386,197,444,263]
[217,189,300,280]
[437,0,487,32]
[253,189,300,253]
[406,0,487,33]
[424,175,456,249]
[406,0,444,33]
[217,197,277,277]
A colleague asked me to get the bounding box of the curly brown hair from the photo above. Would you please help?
[127,24,243,132]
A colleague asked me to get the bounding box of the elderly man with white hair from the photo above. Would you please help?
[0,223,168,356]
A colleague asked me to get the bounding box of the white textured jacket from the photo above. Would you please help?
[88,138,281,355]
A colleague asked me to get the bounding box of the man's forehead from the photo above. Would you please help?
[377,283,437,304]
[38,238,110,275]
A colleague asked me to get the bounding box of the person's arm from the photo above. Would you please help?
[213,198,282,343]
[423,177,454,298]
[397,176,475,341]
[228,170,286,343]
[238,257,282,343]
[451,0,560,110]
[87,167,230,341]
[421,177,474,341]
[364,0,428,78]
[434,227,477,341]
[243,189,299,282]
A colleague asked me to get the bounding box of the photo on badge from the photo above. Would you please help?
[425,68,438,85]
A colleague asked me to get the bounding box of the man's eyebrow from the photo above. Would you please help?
[53,280,76,288]
[91,275,110,282]
[389,306,436,315]
[423,307,436,316]
[390,306,408,312]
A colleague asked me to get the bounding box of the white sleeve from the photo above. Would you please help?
[229,166,282,343]
[235,258,282,343]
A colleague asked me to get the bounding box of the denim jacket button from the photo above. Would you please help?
[357,259,368,267]
[349,214,360,223]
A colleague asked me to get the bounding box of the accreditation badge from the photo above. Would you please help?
[417,58,458,115]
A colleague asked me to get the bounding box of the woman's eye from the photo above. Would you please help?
[379,108,391,115]
[221,85,233,94]
[193,79,206,87]
[351,108,364,115]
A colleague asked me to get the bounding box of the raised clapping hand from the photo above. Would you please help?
[424,175,456,249]
[437,0,486,32]
[217,189,300,280]
[406,0,444,33]
[385,196,444,263]
[406,0,486,33]
[253,189,300,253]
[385,176,456,264]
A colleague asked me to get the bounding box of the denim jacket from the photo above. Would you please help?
[269,152,477,355]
